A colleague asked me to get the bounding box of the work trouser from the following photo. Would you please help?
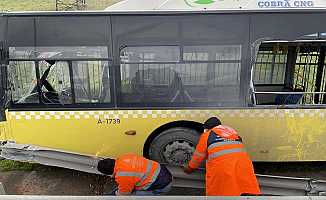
[132,182,172,196]
[133,165,173,196]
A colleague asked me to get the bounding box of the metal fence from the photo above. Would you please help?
[254,49,287,84]
[293,50,320,104]
[253,43,326,105]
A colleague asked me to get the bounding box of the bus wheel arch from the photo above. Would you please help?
[143,120,203,165]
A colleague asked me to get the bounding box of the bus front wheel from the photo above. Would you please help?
[148,127,200,166]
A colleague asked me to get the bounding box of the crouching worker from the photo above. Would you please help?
[184,117,261,196]
[97,153,173,196]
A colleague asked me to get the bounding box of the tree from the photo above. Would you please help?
[55,0,87,11]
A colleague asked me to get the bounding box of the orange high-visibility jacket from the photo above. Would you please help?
[113,153,161,194]
[188,125,261,196]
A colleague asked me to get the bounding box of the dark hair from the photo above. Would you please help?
[203,117,222,130]
[97,158,116,175]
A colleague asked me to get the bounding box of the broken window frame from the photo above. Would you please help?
[8,46,113,108]
[250,40,326,107]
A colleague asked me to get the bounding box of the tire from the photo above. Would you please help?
[148,127,200,166]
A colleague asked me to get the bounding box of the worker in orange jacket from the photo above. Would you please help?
[184,117,261,196]
[97,153,173,195]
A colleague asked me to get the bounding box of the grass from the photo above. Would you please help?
[0,159,38,171]
[0,0,121,11]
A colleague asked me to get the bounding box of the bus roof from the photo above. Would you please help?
[1,8,326,16]
[2,0,326,16]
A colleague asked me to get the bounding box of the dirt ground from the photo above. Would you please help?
[0,165,112,195]
[2,162,326,195]
[0,164,204,195]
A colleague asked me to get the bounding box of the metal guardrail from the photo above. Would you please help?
[167,166,326,196]
[2,143,326,196]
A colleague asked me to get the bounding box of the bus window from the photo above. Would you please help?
[9,46,111,105]
[120,46,180,62]
[120,46,181,104]
[9,61,39,103]
[183,45,241,105]
[119,45,242,106]
[252,42,326,106]
[39,61,72,104]
[72,61,110,103]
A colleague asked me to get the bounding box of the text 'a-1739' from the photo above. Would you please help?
[97,118,121,124]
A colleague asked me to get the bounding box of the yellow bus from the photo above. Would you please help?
[0,9,326,171]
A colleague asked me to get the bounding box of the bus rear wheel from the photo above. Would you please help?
[148,127,200,166]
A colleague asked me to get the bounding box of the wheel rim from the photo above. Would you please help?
[162,140,195,166]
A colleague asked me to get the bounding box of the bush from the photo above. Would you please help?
[0,160,38,171]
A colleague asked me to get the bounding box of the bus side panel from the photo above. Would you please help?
[247,13,326,161]
[0,110,11,141]
[231,109,326,161]
[6,110,186,158]
[0,121,6,141]
[6,108,326,161]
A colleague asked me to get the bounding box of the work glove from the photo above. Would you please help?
[183,165,194,174]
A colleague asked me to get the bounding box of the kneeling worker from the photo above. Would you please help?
[97,153,173,195]
[184,117,261,196]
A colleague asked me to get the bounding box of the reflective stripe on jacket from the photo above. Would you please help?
[113,153,161,194]
[188,125,261,196]
[189,125,243,169]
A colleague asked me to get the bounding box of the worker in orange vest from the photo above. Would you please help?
[97,153,173,195]
[183,117,261,196]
